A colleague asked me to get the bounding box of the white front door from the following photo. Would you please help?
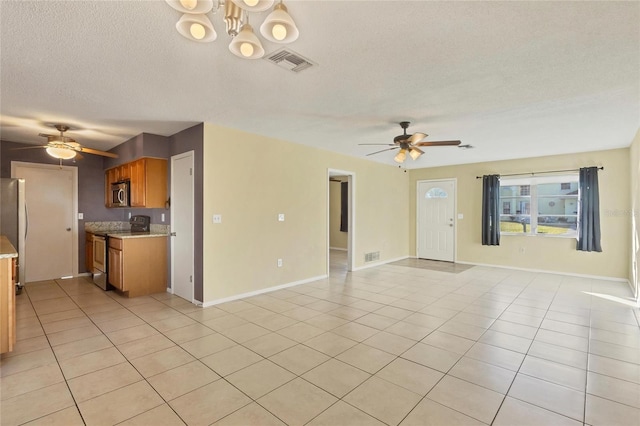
[12,162,77,282]
[171,151,195,302]
[417,179,456,262]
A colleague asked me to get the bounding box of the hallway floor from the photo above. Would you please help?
[2,252,639,425]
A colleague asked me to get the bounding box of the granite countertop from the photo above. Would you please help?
[0,236,18,259]
[108,232,168,239]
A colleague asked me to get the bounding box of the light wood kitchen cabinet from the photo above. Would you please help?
[105,157,167,208]
[85,231,94,273]
[1,236,17,354]
[108,236,166,297]
[129,158,167,208]
[105,168,117,207]
[118,163,131,181]
[108,241,123,291]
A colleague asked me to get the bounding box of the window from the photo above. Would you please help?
[499,175,578,237]
[426,187,448,199]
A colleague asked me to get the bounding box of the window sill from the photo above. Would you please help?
[501,232,576,239]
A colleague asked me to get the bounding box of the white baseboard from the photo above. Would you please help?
[351,255,410,271]
[330,247,347,251]
[201,274,328,308]
[626,279,637,299]
[455,260,629,283]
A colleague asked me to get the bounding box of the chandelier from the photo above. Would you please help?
[165,0,299,59]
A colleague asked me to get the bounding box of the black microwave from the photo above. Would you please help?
[111,181,129,207]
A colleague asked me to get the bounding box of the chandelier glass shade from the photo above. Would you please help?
[229,23,265,59]
[166,0,298,59]
[176,13,217,42]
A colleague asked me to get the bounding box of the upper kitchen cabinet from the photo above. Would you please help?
[105,158,167,208]
[130,158,167,208]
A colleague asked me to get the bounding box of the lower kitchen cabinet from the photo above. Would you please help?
[1,237,17,354]
[85,231,94,273]
[108,236,167,297]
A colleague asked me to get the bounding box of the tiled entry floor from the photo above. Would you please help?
[2,260,640,425]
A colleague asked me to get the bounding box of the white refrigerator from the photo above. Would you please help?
[0,178,27,289]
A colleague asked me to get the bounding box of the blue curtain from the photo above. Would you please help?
[482,174,500,246]
[577,167,602,252]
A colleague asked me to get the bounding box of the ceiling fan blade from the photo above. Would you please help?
[414,140,462,147]
[366,147,399,156]
[77,147,119,158]
[11,145,48,151]
[408,132,427,144]
[358,143,396,146]
[38,133,55,138]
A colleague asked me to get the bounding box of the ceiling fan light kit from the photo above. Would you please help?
[46,145,77,160]
[13,124,119,160]
[362,121,462,164]
[166,0,299,59]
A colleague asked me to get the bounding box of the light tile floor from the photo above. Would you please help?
[2,250,640,425]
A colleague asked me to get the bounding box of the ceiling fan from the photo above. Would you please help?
[14,124,118,159]
[360,121,461,163]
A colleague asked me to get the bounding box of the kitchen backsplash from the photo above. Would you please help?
[85,221,170,234]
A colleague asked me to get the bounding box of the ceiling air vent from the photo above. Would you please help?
[265,48,316,73]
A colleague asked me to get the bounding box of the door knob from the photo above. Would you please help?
[449,224,454,227]
[66,228,71,231]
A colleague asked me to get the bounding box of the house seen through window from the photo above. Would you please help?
[499,175,579,237]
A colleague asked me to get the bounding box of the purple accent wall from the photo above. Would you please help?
[1,140,123,273]
[169,124,204,302]
[1,125,203,301]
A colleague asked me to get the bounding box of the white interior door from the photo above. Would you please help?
[417,179,456,262]
[171,151,194,302]
[12,162,77,282]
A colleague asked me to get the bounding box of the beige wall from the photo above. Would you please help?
[630,129,640,298]
[202,123,409,303]
[409,149,630,280]
[329,179,348,249]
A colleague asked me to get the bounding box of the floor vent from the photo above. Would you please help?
[364,251,380,263]
[265,48,316,73]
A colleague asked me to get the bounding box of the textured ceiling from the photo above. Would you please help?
[1,1,638,169]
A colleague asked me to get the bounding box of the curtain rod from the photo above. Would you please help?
[475,166,603,179]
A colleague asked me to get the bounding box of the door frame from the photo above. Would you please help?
[170,150,195,303]
[11,161,79,279]
[416,178,457,262]
[327,169,355,275]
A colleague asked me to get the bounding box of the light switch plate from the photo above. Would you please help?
[213,214,222,224]
[458,213,464,219]
[278,214,285,222]
[78,212,84,220]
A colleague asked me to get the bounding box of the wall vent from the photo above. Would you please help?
[265,48,316,73]
[364,251,380,263]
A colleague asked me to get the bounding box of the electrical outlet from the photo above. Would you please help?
[277,259,283,267]
[161,213,165,222]
[213,214,222,224]
[78,212,84,220]
[128,212,132,219]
